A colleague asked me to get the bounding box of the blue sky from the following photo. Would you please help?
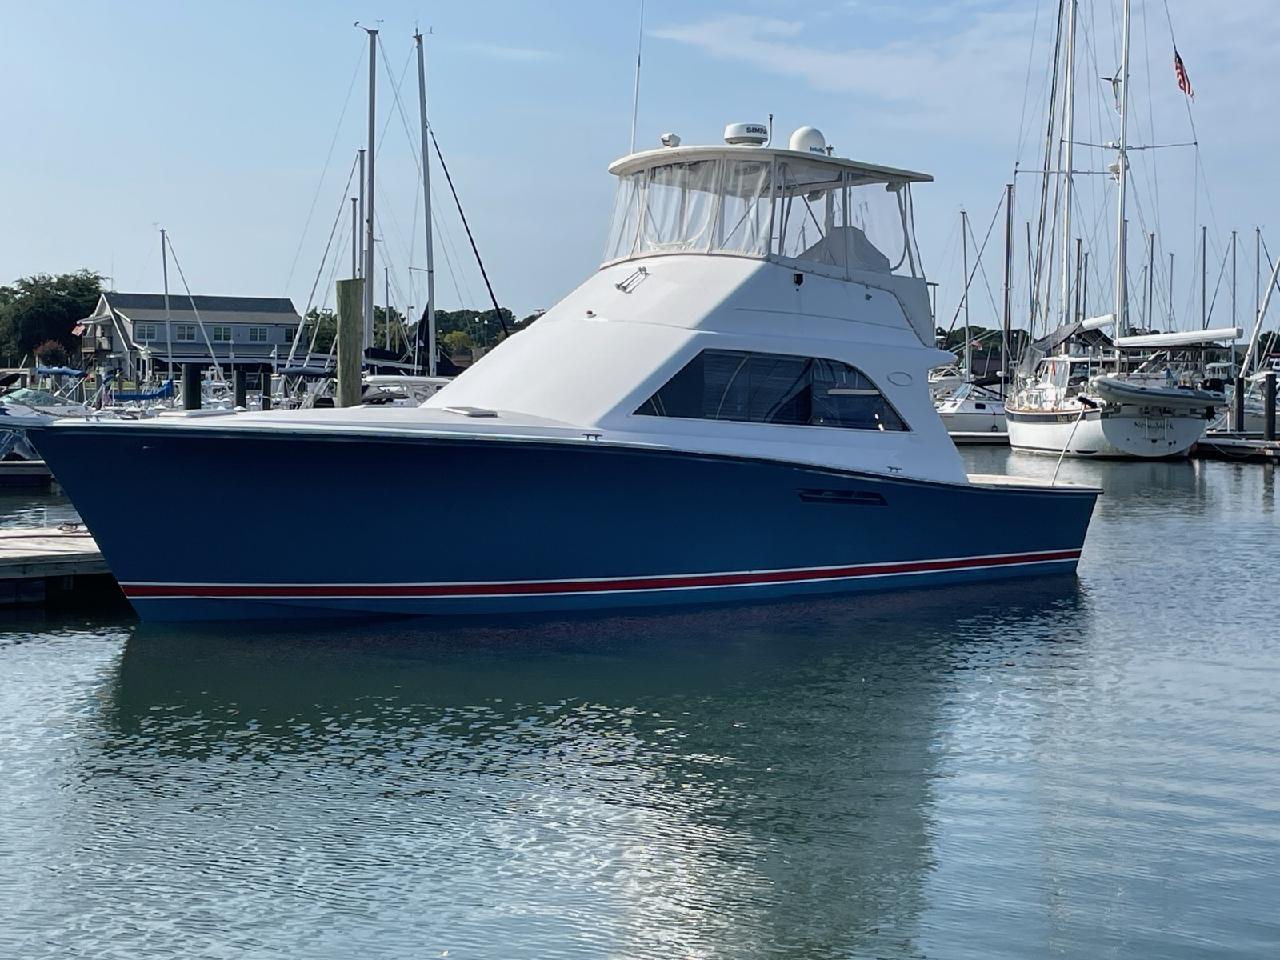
[2,0,1273,333]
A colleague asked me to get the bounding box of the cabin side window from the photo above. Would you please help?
[634,349,908,431]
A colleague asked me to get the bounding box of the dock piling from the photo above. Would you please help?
[336,278,364,408]
[233,369,248,409]
[182,363,201,410]
[1265,372,1277,441]
[1233,375,1246,432]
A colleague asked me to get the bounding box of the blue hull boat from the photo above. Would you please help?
[33,122,1100,622]
[31,423,1095,622]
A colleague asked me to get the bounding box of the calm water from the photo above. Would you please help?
[0,488,80,529]
[1,451,1278,959]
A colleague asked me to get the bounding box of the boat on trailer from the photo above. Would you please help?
[31,123,1099,622]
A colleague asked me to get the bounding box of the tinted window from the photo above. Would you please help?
[636,349,907,431]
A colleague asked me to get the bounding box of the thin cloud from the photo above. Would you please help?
[650,12,1039,136]
[651,3,1280,142]
[452,41,557,63]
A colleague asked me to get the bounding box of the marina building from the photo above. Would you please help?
[76,293,303,381]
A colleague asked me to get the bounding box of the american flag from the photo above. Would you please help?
[1174,47,1194,100]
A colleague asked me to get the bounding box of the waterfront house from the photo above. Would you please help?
[76,293,302,382]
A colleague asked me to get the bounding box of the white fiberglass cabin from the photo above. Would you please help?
[424,124,968,484]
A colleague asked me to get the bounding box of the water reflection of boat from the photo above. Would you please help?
[89,582,1084,956]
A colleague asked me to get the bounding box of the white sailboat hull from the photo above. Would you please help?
[938,406,1007,433]
[935,387,1007,434]
[1006,406,1207,458]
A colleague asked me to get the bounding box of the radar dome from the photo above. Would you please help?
[724,122,769,146]
[789,126,827,155]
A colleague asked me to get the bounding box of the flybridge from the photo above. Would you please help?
[603,124,930,279]
[611,123,933,184]
[609,145,933,187]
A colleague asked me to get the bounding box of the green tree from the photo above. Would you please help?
[297,303,539,363]
[302,307,337,355]
[441,329,473,356]
[0,270,102,365]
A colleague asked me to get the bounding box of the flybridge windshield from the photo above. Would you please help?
[603,156,923,278]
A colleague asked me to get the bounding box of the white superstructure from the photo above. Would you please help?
[209,132,969,485]
[422,138,963,482]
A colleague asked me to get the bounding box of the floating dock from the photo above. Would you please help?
[0,526,120,607]
[0,460,54,490]
[950,431,1010,446]
[1192,433,1280,464]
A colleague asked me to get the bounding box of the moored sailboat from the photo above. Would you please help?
[934,207,1008,436]
[1005,0,1232,459]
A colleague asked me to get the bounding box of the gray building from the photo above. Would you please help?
[78,293,303,380]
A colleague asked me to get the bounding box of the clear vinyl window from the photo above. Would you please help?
[635,348,908,432]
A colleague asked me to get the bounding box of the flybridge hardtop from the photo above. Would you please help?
[607,144,934,185]
[31,120,1098,622]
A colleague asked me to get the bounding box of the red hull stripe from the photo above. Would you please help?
[122,549,1082,600]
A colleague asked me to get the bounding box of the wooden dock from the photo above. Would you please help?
[0,526,121,607]
[1192,434,1280,464]
[0,459,54,489]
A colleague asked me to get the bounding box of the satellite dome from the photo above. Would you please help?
[789,126,827,155]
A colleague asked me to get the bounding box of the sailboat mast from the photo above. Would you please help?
[363,28,378,354]
[1232,230,1238,329]
[1256,227,1262,330]
[1059,0,1078,326]
[357,150,365,277]
[1113,0,1132,337]
[1002,183,1014,397]
[1232,229,1239,374]
[1074,238,1083,322]
[962,207,971,379]
[1145,232,1155,328]
[1026,221,1034,323]
[351,196,359,279]
[415,29,437,377]
[161,227,172,382]
[1082,252,1089,321]
[1201,224,1208,330]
